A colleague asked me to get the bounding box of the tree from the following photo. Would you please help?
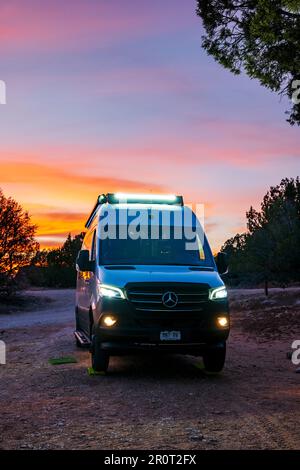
[196,1,300,125]
[247,177,300,292]
[222,178,300,293]
[28,232,85,288]
[49,233,84,268]
[0,189,39,295]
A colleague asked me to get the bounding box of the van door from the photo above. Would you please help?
[77,229,96,335]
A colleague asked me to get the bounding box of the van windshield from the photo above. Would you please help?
[99,227,214,267]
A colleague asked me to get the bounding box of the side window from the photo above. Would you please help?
[91,231,97,261]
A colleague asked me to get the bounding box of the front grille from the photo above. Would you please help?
[126,283,209,313]
[126,283,209,329]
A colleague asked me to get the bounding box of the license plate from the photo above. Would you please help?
[160,331,181,341]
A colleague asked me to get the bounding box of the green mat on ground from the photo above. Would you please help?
[194,362,204,370]
[49,356,78,365]
[194,362,221,375]
[87,367,106,376]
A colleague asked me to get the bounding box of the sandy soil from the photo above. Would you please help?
[0,288,299,450]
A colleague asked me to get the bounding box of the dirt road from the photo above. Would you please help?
[0,288,299,449]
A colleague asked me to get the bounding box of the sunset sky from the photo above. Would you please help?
[0,0,299,251]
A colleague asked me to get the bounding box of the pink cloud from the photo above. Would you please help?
[0,0,195,53]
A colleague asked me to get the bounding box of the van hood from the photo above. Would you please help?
[98,265,223,289]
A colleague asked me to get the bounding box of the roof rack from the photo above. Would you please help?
[85,194,106,228]
[85,193,184,228]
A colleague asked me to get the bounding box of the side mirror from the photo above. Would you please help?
[76,250,95,272]
[216,252,228,275]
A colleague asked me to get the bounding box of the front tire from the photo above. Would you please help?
[91,336,109,373]
[203,342,226,373]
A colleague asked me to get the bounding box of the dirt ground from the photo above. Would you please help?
[0,288,299,450]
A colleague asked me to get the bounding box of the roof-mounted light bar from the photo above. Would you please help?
[110,193,182,204]
[85,193,184,228]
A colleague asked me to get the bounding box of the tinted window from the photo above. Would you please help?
[99,226,213,266]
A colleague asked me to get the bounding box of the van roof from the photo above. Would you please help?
[85,193,184,228]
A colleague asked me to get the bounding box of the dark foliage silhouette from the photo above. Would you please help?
[222,177,300,293]
[0,189,39,295]
[197,1,300,125]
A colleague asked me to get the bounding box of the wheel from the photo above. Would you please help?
[203,342,226,373]
[91,336,109,373]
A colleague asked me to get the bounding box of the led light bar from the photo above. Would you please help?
[85,193,184,227]
[114,193,176,201]
[108,193,183,205]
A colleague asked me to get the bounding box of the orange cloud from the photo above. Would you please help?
[0,160,165,248]
[0,160,163,197]
[31,212,86,237]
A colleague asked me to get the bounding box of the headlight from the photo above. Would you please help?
[99,284,125,299]
[209,286,227,300]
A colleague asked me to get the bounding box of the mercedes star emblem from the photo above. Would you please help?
[162,291,178,308]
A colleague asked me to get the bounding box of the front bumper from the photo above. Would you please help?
[94,296,229,355]
[97,340,225,356]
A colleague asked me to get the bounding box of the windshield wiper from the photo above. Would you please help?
[189,266,214,271]
[104,265,136,270]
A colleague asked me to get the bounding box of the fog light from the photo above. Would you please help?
[102,315,117,327]
[217,316,229,328]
